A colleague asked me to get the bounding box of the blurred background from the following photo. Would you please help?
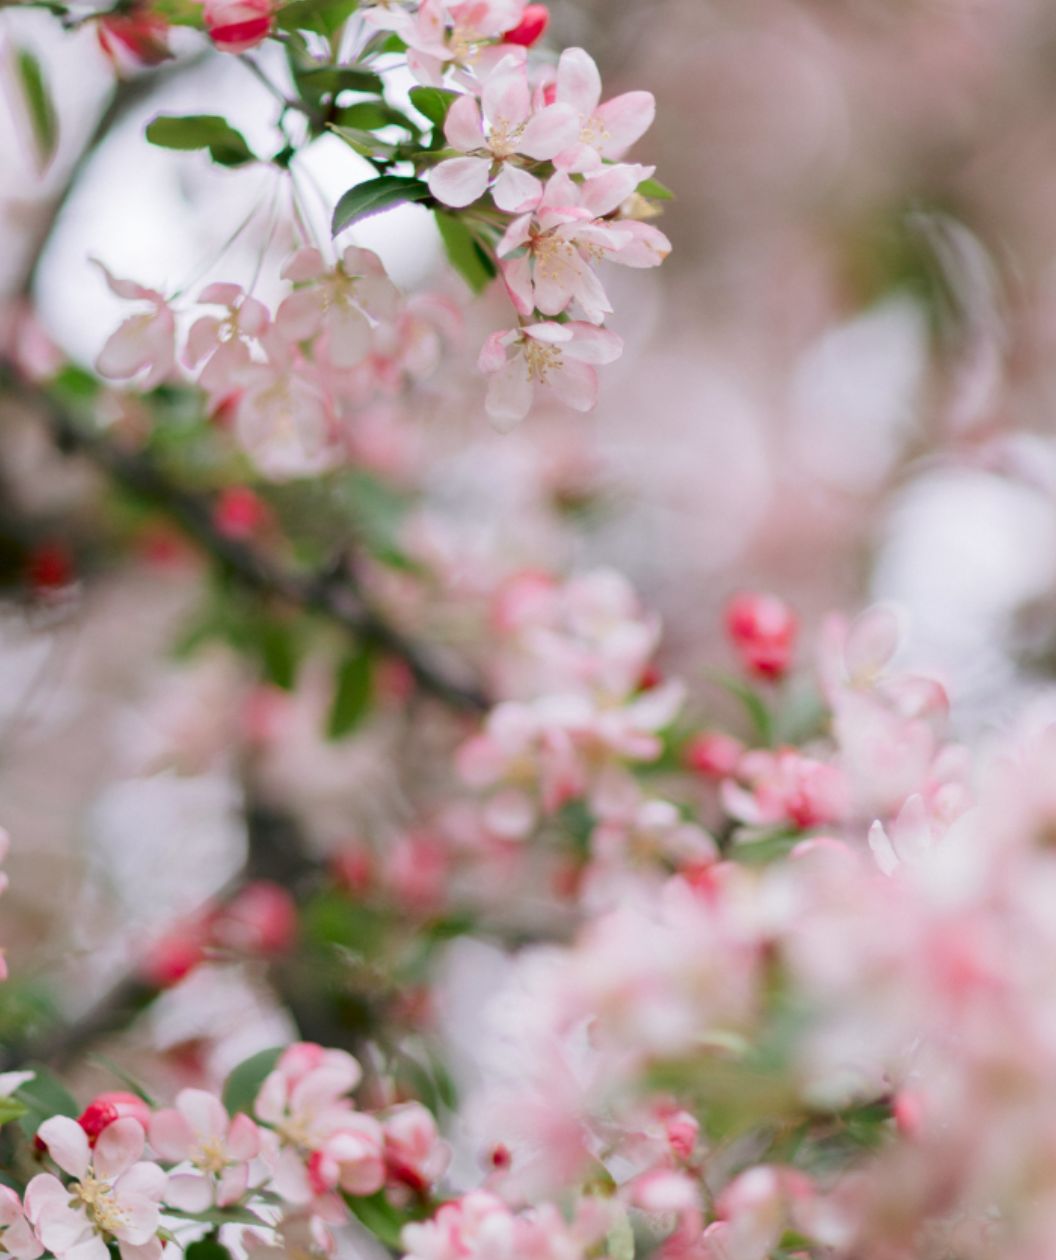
[4,0,1056,1093]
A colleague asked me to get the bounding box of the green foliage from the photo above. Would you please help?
[344,1189,416,1250]
[12,47,58,168]
[709,672,774,746]
[332,176,432,235]
[637,176,673,201]
[275,0,359,37]
[221,1046,283,1117]
[0,1097,27,1127]
[328,648,375,739]
[145,116,255,168]
[408,86,460,130]
[185,1242,234,1260]
[434,212,497,295]
[15,1069,77,1140]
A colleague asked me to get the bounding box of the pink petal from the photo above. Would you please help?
[496,212,533,257]
[518,104,580,161]
[579,164,649,218]
[491,165,542,213]
[556,47,602,117]
[116,1163,167,1204]
[549,357,598,412]
[217,1162,249,1207]
[500,257,535,318]
[485,353,533,429]
[280,248,326,283]
[198,281,243,306]
[163,1172,213,1213]
[482,62,531,129]
[275,290,324,344]
[609,221,671,268]
[38,1116,90,1179]
[93,260,162,304]
[226,1112,261,1162]
[595,91,656,158]
[252,1071,288,1125]
[94,1118,146,1182]
[148,1109,194,1161]
[177,1089,228,1142]
[444,93,486,152]
[846,606,901,681]
[184,315,221,368]
[428,157,492,208]
[239,296,271,336]
[563,323,623,364]
[478,329,514,374]
[118,1241,163,1260]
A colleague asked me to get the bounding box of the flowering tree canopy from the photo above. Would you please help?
[4,3,1056,1260]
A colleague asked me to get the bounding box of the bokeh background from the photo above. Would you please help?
[4,0,1056,1089]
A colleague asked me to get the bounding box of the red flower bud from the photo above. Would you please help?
[504,3,549,46]
[724,592,797,680]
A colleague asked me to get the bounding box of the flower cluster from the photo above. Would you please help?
[95,254,461,478]
[4,1042,451,1260]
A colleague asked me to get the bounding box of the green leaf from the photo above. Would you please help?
[329,125,397,160]
[222,1047,283,1117]
[145,115,255,168]
[332,176,431,235]
[334,100,417,134]
[293,66,385,97]
[0,1097,28,1127]
[408,86,459,130]
[257,619,299,690]
[186,1242,234,1260]
[345,1190,410,1250]
[328,649,374,739]
[275,0,359,36]
[709,672,774,747]
[434,212,496,295]
[13,47,58,168]
[637,176,673,201]
[15,1069,77,1140]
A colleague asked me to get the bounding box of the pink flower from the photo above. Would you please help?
[202,0,272,52]
[150,1089,261,1210]
[94,263,175,391]
[383,1103,452,1193]
[308,1115,386,1198]
[78,1093,152,1148]
[427,60,579,212]
[184,282,270,398]
[478,321,622,427]
[722,749,848,830]
[26,1117,166,1260]
[550,48,656,173]
[276,247,398,370]
[504,3,548,46]
[725,593,798,680]
[0,1187,42,1260]
[499,169,670,323]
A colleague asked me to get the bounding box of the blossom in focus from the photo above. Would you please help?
[0,1187,42,1260]
[549,47,656,173]
[78,1093,152,1147]
[427,59,579,211]
[478,321,622,427]
[26,1117,167,1260]
[151,1089,261,1209]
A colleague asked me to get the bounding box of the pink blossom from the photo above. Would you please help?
[94,263,175,391]
[78,1093,152,1148]
[499,168,670,323]
[307,1115,386,1198]
[26,1117,166,1260]
[202,0,272,52]
[478,321,622,427]
[722,748,849,830]
[549,48,656,173]
[150,1089,261,1210]
[725,593,798,681]
[383,1103,452,1193]
[0,1187,42,1260]
[427,60,579,212]
[184,282,270,398]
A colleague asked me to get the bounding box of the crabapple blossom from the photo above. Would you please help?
[499,169,670,323]
[94,264,175,392]
[78,1093,152,1147]
[549,47,657,173]
[382,1102,452,1194]
[184,282,270,399]
[0,1188,41,1260]
[202,0,272,52]
[724,593,798,680]
[478,321,622,427]
[427,59,580,211]
[26,1117,166,1260]
[150,1089,261,1209]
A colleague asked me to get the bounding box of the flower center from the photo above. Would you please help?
[70,1173,128,1237]
[488,119,525,161]
[523,339,563,384]
[193,1137,229,1175]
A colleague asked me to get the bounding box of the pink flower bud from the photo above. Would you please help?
[213,487,270,540]
[140,918,209,988]
[212,881,297,955]
[504,3,549,46]
[685,732,745,779]
[202,0,271,53]
[725,593,797,680]
[78,1092,151,1146]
